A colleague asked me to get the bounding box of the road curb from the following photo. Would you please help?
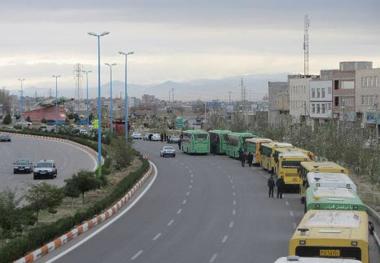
[366,204,380,249]
[14,161,155,263]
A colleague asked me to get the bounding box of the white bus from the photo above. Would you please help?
[275,256,361,263]
[306,172,357,192]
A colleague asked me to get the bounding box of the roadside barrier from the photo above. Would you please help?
[366,205,380,249]
[14,162,155,263]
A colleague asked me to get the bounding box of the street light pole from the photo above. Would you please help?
[18,78,25,118]
[52,75,60,129]
[88,31,110,174]
[105,63,117,134]
[82,70,92,129]
[119,51,134,141]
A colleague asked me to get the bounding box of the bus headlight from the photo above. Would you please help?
[351,241,358,247]
[299,240,306,245]
[353,205,358,210]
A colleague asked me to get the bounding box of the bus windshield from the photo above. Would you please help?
[194,134,208,140]
[282,161,301,168]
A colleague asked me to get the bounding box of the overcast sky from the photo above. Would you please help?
[1,0,379,96]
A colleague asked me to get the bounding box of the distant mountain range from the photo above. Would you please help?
[18,73,288,101]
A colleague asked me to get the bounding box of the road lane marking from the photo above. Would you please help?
[45,162,158,263]
[182,199,187,205]
[232,192,236,196]
[190,174,194,178]
[209,253,218,263]
[188,185,193,189]
[285,201,289,206]
[229,221,235,228]
[190,179,193,184]
[222,235,228,243]
[292,222,297,229]
[177,209,182,215]
[152,233,162,241]
[233,200,236,206]
[232,209,236,216]
[131,250,143,261]
[231,184,235,189]
[168,219,174,226]
[289,211,294,217]
[186,191,190,196]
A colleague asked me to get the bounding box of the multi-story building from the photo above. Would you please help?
[355,68,380,138]
[320,62,372,121]
[288,75,319,123]
[268,81,289,126]
[309,80,333,122]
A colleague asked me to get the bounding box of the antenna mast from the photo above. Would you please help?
[304,14,310,76]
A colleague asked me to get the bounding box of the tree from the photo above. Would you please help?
[25,183,64,221]
[2,113,12,125]
[65,171,100,204]
[110,137,134,170]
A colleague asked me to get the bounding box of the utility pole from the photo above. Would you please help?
[74,63,83,113]
[304,14,310,76]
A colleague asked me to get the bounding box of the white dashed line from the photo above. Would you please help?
[209,253,218,263]
[177,209,182,215]
[289,211,294,217]
[229,221,235,228]
[131,250,143,261]
[168,219,174,226]
[186,191,190,196]
[222,235,228,243]
[182,199,187,205]
[189,185,193,189]
[233,200,237,206]
[232,192,236,196]
[190,179,194,184]
[152,233,162,241]
[190,174,194,178]
[285,201,289,206]
[231,185,235,189]
[232,209,236,215]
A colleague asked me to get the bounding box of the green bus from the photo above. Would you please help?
[181,130,210,154]
[209,130,231,154]
[305,185,366,213]
[225,132,255,158]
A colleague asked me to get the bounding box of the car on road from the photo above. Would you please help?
[168,135,180,143]
[0,134,11,142]
[33,160,57,179]
[160,146,176,157]
[131,132,143,140]
[13,159,33,174]
[143,133,153,140]
[151,133,161,141]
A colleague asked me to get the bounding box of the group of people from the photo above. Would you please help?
[238,148,254,167]
[267,174,285,199]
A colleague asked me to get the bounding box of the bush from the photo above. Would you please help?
[110,137,134,170]
[2,113,11,125]
[64,171,100,204]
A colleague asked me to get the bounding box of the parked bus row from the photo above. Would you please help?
[179,129,375,262]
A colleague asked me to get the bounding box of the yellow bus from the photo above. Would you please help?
[289,210,369,263]
[260,142,293,172]
[299,161,349,201]
[276,151,311,187]
[245,137,272,165]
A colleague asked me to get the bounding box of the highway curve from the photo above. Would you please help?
[41,140,380,263]
[0,133,97,195]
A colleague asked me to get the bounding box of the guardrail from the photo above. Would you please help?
[366,204,380,249]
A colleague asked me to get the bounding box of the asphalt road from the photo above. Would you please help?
[41,140,380,263]
[0,133,97,196]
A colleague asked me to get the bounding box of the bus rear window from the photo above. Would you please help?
[195,134,208,140]
[282,161,301,168]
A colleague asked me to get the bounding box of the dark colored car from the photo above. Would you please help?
[0,134,11,142]
[33,160,57,179]
[13,160,33,174]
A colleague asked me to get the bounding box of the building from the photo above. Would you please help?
[319,62,372,121]
[288,75,319,123]
[268,81,289,126]
[141,94,156,106]
[309,80,333,121]
[355,68,380,138]
[23,105,66,123]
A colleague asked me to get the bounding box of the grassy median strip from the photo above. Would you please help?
[0,129,149,263]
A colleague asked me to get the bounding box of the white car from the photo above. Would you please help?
[33,160,57,180]
[160,146,176,157]
[131,132,143,140]
[151,133,161,141]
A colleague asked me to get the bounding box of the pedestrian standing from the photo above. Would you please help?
[276,176,285,199]
[178,139,182,150]
[239,148,245,167]
[247,152,253,167]
[267,175,275,198]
